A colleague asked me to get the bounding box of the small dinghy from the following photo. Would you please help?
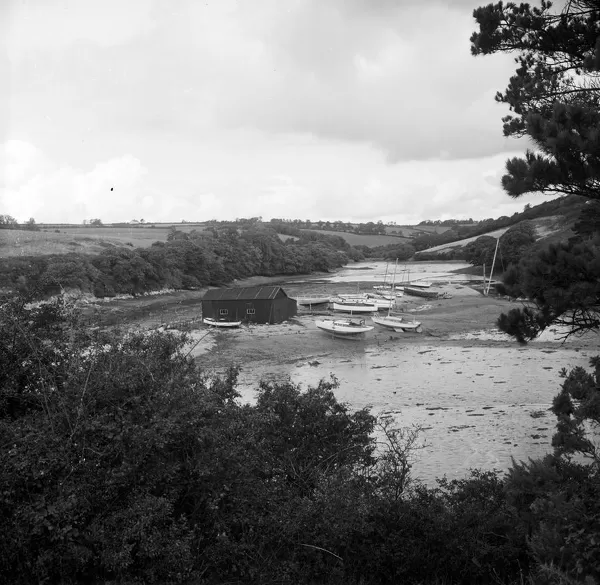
[371,314,423,333]
[291,296,331,307]
[315,318,374,339]
[203,317,242,328]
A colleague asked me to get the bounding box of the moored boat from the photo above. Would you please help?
[404,286,442,299]
[372,314,423,333]
[292,296,331,307]
[315,318,374,338]
[203,317,242,328]
[366,296,395,311]
[331,300,376,314]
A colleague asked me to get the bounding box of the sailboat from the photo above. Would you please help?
[373,262,392,292]
[372,258,423,333]
[315,317,374,339]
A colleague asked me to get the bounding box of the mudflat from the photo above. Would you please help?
[88,276,598,484]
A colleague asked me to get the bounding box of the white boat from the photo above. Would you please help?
[371,290,395,300]
[203,317,242,328]
[396,265,431,289]
[372,314,423,333]
[331,300,376,314]
[292,296,331,306]
[336,292,370,300]
[315,318,374,338]
[366,296,395,311]
[374,262,392,292]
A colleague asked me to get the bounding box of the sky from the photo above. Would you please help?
[1,0,549,225]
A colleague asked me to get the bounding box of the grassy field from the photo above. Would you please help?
[0,224,208,257]
[384,225,454,236]
[303,229,411,247]
[415,216,570,256]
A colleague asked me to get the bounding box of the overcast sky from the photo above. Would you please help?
[1,0,548,225]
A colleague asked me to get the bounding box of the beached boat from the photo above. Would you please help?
[331,300,376,314]
[403,286,441,299]
[366,295,395,311]
[371,289,402,300]
[292,296,331,307]
[406,281,432,288]
[404,287,452,300]
[374,259,404,300]
[203,317,242,328]
[315,318,374,338]
[336,292,370,301]
[372,314,423,333]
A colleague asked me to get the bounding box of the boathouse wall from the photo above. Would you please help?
[201,286,297,324]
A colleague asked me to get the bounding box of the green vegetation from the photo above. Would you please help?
[0,224,359,299]
[2,294,600,584]
[467,4,600,583]
[3,291,600,583]
[471,0,600,341]
[2,3,599,583]
[464,221,537,271]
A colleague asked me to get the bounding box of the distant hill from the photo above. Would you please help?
[414,215,572,257]
[0,195,585,260]
[411,196,584,259]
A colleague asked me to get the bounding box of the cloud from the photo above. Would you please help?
[0,137,546,226]
[2,1,541,226]
[0,140,149,223]
[189,0,517,161]
[3,0,156,59]
[5,0,517,163]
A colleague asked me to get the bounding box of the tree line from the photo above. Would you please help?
[0,224,363,299]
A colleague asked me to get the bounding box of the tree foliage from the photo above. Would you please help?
[0,223,358,299]
[472,0,600,340]
[0,293,543,585]
[472,9,600,584]
[497,239,600,341]
[0,215,19,229]
[472,0,600,199]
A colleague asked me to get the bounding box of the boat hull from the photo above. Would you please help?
[293,296,331,307]
[315,318,374,338]
[203,318,242,328]
[403,286,440,299]
[372,315,423,333]
[332,302,376,314]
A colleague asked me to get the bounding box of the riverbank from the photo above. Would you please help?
[77,266,597,484]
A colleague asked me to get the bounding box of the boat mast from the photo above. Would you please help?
[484,237,500,296]
[389,258,398,316]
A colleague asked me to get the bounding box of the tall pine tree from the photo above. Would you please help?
[471,0,600,341]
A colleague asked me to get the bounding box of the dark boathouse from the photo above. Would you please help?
[201,286,297,324]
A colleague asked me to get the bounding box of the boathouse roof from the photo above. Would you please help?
[201,286,287,301]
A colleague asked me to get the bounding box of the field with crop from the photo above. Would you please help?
[0,224,208,257]
[303,229,410,247]
[385,225,453,237]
